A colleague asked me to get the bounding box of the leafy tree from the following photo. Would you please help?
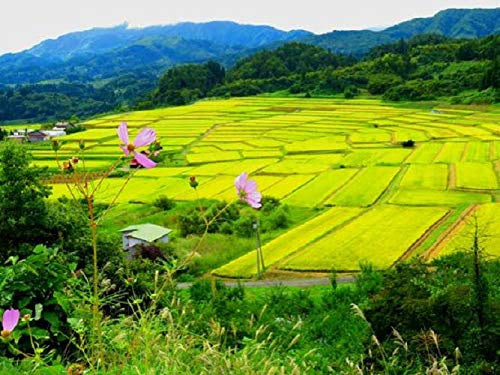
[367,74,403,94]
[0,142,51,259]
[153,61,225,106]
[482,57,500,89]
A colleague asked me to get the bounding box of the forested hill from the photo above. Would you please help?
[0,8,499,122]
[305,8,500,55]
[147,35,499,107]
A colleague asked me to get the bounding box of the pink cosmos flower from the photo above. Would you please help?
[235,172,262,209]
[1,309,20,338]
[117,122,157,169]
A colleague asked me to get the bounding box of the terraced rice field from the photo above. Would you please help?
[33,97,499,277]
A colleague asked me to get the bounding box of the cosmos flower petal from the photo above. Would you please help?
[247,191,262,206]
[245,180,257,193]
[120,146,130,156]
[234,172,261,208]
[234,172,248,191]
[246,197,262,209]
[2,309,20,332]
[134,128,156,147]
[134,151,157,169]
[117,122,129,145]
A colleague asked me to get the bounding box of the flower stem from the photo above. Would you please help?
[87,196,103,368]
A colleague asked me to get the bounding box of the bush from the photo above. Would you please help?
[65,124,85,135]
[260,196,281,214]
[137,244,167,261]
[264,207,289,231]
[233,214,255,237]
[401,139,415,148]
[450,88,499,104]
[365,254,500,367]
[343,85,359,99]
[0,246,77,357]
[383,79,437,101]
[152,195,175,211]
[178,200,240,237]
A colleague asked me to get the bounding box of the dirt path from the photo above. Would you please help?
[395,210,453,263]
[424,204,478,260]
[176,276,355,290]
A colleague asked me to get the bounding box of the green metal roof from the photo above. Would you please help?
[120,224,172,242]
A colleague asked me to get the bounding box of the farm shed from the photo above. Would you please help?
[119,224,172,257]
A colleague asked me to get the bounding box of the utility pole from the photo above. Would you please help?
[253,220,265,279]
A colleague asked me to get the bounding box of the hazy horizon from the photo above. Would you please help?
[1,0,498,55]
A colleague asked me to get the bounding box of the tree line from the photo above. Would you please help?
[146,34,499,107]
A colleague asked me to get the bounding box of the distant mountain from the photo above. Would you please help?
[25,21,311,60]
[0,36,251,84]
[0,9,498,85]
[305,8,500,55]
[0,22,310,84]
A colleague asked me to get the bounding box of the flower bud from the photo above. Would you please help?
[1,330,10,339]
[52,139,60,152]
[78,140,85,150]
[189,176,199,189]
[72,157,79,164]
[22,314,30,322]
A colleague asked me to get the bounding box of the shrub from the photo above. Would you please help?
[137,244,167,261]
[0,245,77,357]
[233,214,255,237]
[260,196,281,214]
[264,206,289,231]
[343,85,359,99]
[401,139,415,148]
[152,195,175,211]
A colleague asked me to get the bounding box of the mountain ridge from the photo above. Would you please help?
[0,8,498,86]
[304,8,500,55]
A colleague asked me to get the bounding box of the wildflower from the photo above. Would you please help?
[117,122,157,169]
[1,309,20,338]
[235,172,262,209]
[189,176,199,189]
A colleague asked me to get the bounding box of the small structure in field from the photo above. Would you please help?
[119,224,172,257]
[12,129,33,136]
[53,121,73,130]
[43,129,67,138]
[27,130,48,143]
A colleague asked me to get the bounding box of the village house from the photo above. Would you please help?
[53,121,73,130]
[119,224,172,258]
[43,129,67,138]
[12,129,34,136]
[27,130,48,143]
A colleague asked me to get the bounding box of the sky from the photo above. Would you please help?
[1,0,498,55]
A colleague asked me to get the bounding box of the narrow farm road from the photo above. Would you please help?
[177,276,355,290]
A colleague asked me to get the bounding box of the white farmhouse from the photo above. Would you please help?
[43,130,66,137]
